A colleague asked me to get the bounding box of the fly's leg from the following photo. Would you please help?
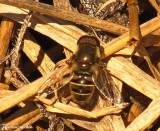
[36,102,64,131]
[37,56,74,105]
[38,64,69,95]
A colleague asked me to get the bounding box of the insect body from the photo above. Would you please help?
[38,35,123,106]
[66,35,123,106]
[69,36,101,105]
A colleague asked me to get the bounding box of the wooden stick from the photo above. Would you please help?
[107,57,160,99]
[0,71,54,113]
[0,17,14,81]
[0,0,128,35]
[125,96,160,131]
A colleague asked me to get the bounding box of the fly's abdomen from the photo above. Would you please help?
[70,73,95,105]
[70,82,95,105]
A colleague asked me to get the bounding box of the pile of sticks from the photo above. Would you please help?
[0,0,160,130]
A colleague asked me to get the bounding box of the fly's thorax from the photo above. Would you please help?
[74,35,101,71]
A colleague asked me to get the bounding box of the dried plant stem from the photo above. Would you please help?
[14,114,43,131]
[1,4,160,58]
[65,113,125,130]
[0,17,14,81]
[0,88,13,98]
[53,0,74,59]
[0,0,128,35]
[149,0,160,14]
[5,70,25,88]
[20,114,43,127]
[128,0,141,40]
[23,32,55,75]
[136,45,160,81]
[102,16,160,58]
[0,71,54,113]
[125,101,144,125]
[1,103,40,127]
[0,83,9,90]
[114,31,160,55]
[10,10,35,84]
[107,57,160,99]
[126,96,160,131]
[0,5,78,52]
[46,102,127,119]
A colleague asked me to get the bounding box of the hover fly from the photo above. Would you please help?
[38,35,123,106]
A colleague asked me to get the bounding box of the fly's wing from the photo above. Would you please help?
[38,65,73,96]
[92,62,123,105]
[57,72,74,89]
